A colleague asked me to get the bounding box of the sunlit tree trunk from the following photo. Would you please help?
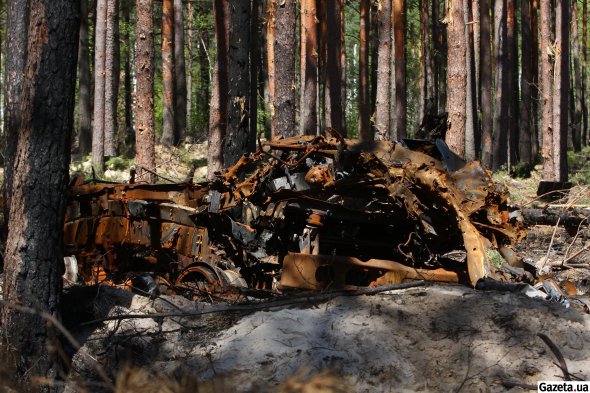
[207,0,229,178]
[492,0,508,169]
[269,0,296,136]
[300,0,318,135]
[519,0,535,163]
[464,0,476,160]
[374,0,392,140]
[553,0,569,181]
[135,0,156,183]
[540,0,554,179]
[445,0,467,157]
[92,0,107,171]
[123,0,134,146]
[161,0,176,146]
[104,0,119,157]
[249,0,259,151]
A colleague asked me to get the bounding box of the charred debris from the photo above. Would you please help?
[64,135,573,305]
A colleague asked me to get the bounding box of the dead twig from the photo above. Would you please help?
[542,217,560,270]
[537,333,571,381]
[81,281,426,326]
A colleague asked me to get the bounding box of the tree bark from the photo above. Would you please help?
[123,0,133,146]
[207,0,229,179]
[300,0,318,135]
[186,1,194,136]
[104,0,119,157]
[174,0,187,142]
[374,0,392,140]
[92,0,107,171]
[161,0,176,146]
[540,0,554,180]
[464,0,476,160]
[392,0,406,139]
[135,0,156,183]
[419,0,435,129]
[583,0,588,146]
[359,0,371,140]
[2,0,78,387]
[519,0,534,164]
[553,0,569,181]
[269,0,296,137]
[506,0,517,167]
[445,0,467,157]
[480,0,493,167]
[249,0,259,152]
[2,0,29,269]
[224,0,251,167]
[78,0,92,156]
[325,0,343,134]
[492,0,508,169]
[572,0,584,152]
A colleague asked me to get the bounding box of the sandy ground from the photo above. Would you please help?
[63,283,590,393]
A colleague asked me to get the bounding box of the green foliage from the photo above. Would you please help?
[487,249,506,269]
[568,146,590,184]
[106,156,134,171]
[510,162,534,179]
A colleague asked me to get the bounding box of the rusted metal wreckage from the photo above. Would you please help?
[65,135,530,298]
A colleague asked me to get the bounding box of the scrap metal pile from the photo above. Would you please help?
[64,135,530,298]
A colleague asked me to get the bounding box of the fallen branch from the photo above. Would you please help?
[0,300,114,390]
[521,207,590,228]
[81,281,426,326]
[537,333,571,381]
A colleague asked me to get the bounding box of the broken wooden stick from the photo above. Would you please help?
[537,332,571,381]
[80,281,426,326]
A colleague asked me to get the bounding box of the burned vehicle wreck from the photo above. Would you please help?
[64,135,528,298]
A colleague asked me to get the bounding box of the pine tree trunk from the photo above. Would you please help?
[464,0,476,160]
[393,0,406,138]
[446,0,467,157]
[326,0,343,134]
[2,0,78,386]
[359,0,371,140]
[341,7,347,133]
[270,0,296,136]
[135,0,156,183]
[318,1,327,130]
[479,0,493,167]
[419,0,435,127]
[92,0,107,171]
[531,0,540,158]
[207,0,229,178]
[506,0,518,167]
[123,0,133,146]
[224,0,250,167]
[492,0,508,169]
[540,0,554,180]
[519,0,534,163]
[174,0,187,142]
[161,0,176,146]
[300,0,318,135]
[583,0,588,146]
[553,0,569,181]
[78,0,92,156]
[104,0,119,157]
[2,0,29,264]
[572,0,583,152]
[374,0,392,140]
[187,1,194,137]
[198,21,211,135]
[249,0,259,151]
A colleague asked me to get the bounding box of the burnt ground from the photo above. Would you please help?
[58,219,590,393]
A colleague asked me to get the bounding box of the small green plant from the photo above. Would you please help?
[106,156,133,171]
